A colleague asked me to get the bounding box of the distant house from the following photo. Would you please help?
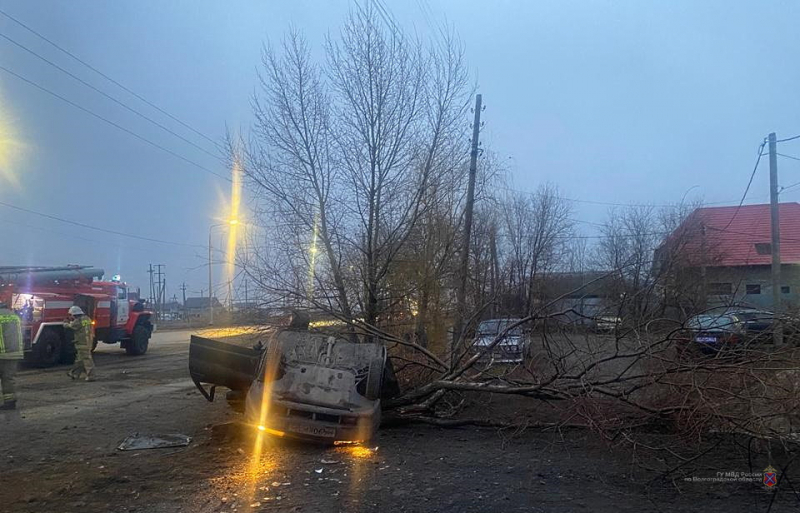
[537,271,619,322]
[655,202,800,309]
[184,297,223,317]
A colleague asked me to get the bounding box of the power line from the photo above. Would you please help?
[0,199,205,248]
[0,217,204,259]
[0,31,222,162]
[781,181,800,193]
[0,64,230,181]
[720,139,767,232]
[777,152,800,163]
[0,7,221,149]
[776,134,800,143]
[498,185,738,209]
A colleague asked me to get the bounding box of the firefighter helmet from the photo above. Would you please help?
[68,306,85,316]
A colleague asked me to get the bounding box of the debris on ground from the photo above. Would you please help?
[117,433,192,451]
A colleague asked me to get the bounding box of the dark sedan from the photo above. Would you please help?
[684,313,747,352]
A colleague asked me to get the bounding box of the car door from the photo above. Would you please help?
[115,286,129,326]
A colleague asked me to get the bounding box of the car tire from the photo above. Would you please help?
[32,329,62,367]
[125,325,150,356]
[365,357,384,401]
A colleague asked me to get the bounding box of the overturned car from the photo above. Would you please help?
[189,320,395,444]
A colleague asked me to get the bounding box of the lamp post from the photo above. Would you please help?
[208,219,238,325]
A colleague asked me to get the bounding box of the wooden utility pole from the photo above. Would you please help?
[147,264,154,306]
[452,93,482,367]
[180,282,187,320]
[769,132,784,345]
[208,231,214,325]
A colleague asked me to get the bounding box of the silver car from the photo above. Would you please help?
[472,318,529,364]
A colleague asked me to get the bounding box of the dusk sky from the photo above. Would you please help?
[1,0,799,300]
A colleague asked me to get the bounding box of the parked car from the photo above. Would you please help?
[472,318,530,364]
[702,307,800,344]
[728,309,774,336]
[683,313,747,353]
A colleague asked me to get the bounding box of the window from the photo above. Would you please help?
[746,284,761,295]
[708,282,732,295]
[755,243,772,255]
[782,286,791,294]
[117,287,127,300]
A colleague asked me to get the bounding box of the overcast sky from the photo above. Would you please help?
[1,0,799,300]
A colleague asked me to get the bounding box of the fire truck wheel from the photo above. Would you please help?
[33,329,63,367]
[125,325,150,356]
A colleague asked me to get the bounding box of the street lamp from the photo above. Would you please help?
[208,218,238,325]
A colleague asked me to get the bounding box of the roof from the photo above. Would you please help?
[184,297,223,309]
[669,202,800,267]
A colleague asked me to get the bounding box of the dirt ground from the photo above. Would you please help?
[1,328,798,513]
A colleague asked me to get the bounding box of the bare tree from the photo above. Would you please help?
[499,184,573,314]
[241,4,472,339]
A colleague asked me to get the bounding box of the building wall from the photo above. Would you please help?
[704,264,800,309]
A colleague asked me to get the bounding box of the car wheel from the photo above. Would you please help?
[364,357,384,401]
[125,325,150,356]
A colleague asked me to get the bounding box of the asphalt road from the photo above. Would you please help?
[0,328,796,513]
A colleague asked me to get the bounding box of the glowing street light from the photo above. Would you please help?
[208,218,238,325]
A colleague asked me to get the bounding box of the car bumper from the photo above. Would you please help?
[472,349,524,363]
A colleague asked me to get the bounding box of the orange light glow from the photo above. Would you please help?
[333,440,364,446]
[259,426,285,437]
[0,95,25,190]
[346,445,375,459]
[91,320,96,326]
[224,157,242,307]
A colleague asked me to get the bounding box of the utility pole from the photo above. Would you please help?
[154,264,165,321]
[180,282,187,320]
[769,132,784,345]
[147,264,154,306]
[452,93,483,367]
[208,231,214,325]
[244,279,248,309]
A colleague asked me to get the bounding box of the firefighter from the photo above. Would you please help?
[64,306,96,382]
[0,300,23,410]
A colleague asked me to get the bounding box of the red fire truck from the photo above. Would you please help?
[0,266,155,366]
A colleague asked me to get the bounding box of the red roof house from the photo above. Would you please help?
[669,203,800,267]
[658,202,800,307]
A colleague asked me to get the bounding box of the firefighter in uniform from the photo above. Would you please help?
[0,301,23,410]
[64,306,96,382]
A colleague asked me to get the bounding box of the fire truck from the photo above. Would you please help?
[0,266,155,366]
